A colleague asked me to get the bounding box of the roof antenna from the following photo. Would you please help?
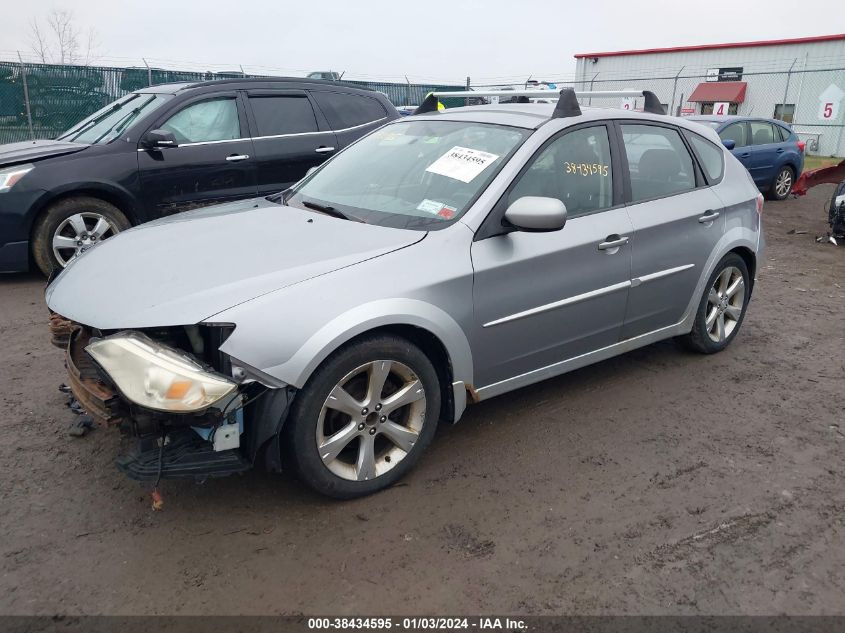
[643,91,666,115]
[413,93,440,115]
[551,88,581,119]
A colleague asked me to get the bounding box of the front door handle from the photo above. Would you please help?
[698,210,720,223]
[598,235,630,251]
[315,146,336,154]
[226,154,250,162]
[739,152,751,158]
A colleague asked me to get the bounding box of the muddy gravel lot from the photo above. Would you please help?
[1,185,843,616]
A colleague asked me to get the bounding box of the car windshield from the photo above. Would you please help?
[57,93,172,145]
[285,119,529,230]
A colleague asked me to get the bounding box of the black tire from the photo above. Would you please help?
[31,196,131,276]
[283,334,441,499]
[680,253,751,354]
[767,165,794,201]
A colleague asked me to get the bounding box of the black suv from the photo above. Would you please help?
[0,78,398,274]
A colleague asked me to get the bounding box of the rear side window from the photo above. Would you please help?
[311,91,387,130]
[161,98,240,144]
[688,133,724,183]
[248,95,318,136]
[775,125,791,142]
[750,122,775,145]
[621,124,696,203]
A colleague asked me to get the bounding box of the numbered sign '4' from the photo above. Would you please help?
[712,102,730,116]
[818,84,845,121]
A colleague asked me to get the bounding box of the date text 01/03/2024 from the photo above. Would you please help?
[306,617,528,630]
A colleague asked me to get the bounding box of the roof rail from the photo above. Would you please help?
[414,89,666,117]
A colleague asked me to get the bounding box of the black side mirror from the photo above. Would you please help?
[141,129,178,149]
[722,139,736,150]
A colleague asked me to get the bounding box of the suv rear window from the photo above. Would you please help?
[311,91,387,130]
[688,133,724,183]
[248,95,318,136]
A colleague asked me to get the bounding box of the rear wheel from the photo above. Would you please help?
[32,197,130,275]
[283,335,440,499]
[769,166,794,201]
[680,253,750,354]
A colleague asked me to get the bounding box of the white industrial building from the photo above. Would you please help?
[573,34,845,157]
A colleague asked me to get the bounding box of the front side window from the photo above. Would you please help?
[311,91,387,130]
[719,122,747,147]
[621,124,696,203]
[160,98,240,144]
[688,133,724,183]
[248,95,318,136]
[749,122,775,145]
[508,126,613,216]
[286,120,528,230]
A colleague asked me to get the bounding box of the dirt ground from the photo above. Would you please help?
[1,185,843,616]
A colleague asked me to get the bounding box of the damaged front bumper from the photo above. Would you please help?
[52,317,293,481]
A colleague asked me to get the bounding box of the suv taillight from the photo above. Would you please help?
[797,140,806,153]
[756,192,764,215]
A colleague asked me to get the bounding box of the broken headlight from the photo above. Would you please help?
[86,331,237,413]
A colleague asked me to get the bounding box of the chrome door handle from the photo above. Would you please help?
[226,154,250,162]
[315,146,336,154]
[597,236,630,251]
[698,210,720,223]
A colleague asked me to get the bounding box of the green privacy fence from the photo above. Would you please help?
[0,60,465,143]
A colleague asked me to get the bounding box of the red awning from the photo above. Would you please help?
[687,81,747,103]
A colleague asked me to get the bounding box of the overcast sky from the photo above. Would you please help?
[2,0,844,83]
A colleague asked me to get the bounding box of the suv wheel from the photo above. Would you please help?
[769,166,794,201]
[284,335,440,499]
[32,197,131,275]
[680,253,750,354]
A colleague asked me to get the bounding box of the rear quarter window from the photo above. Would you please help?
[687,133,724,184]
[311,91,388,130]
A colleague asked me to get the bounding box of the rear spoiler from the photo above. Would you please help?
[413,88,666,117]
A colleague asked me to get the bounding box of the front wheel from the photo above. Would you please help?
[283,335,441,499]
[768,166,794,201]
[31,196,131,275]
[680,253,751,354]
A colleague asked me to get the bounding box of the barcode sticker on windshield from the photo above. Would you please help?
[425,146,499,183]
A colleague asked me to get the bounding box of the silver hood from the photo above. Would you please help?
[46,198,425,330]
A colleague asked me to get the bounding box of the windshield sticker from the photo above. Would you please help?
[417,199,457,220]
[425,146,500,183]
[564,162,609,177]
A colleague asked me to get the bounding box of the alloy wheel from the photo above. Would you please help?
[706,266,745,343]
[52,212,119,267]
[775,169,792,198]
[316,360,427,482]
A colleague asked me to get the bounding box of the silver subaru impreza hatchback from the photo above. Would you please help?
[46,89,764,498]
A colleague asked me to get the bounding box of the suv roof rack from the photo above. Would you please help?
[413,88,666,117]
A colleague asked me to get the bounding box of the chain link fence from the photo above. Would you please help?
[0,60,464,143]
[469,65,845,158]
[568,67,845,157]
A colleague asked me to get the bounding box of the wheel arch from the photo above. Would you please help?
[728,245,756,292]
[236,299,475,424]
[28,182,142,236]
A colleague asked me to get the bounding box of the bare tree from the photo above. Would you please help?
[28,10,99,65]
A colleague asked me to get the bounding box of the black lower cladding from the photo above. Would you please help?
[116,429,251,481]
[115,387,295,480]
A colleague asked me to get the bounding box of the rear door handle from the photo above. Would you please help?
[598,235,630,251]
[315,146,336,154]
[226,154,249,162]
[698,210,720,223]
[776,148,785,154]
